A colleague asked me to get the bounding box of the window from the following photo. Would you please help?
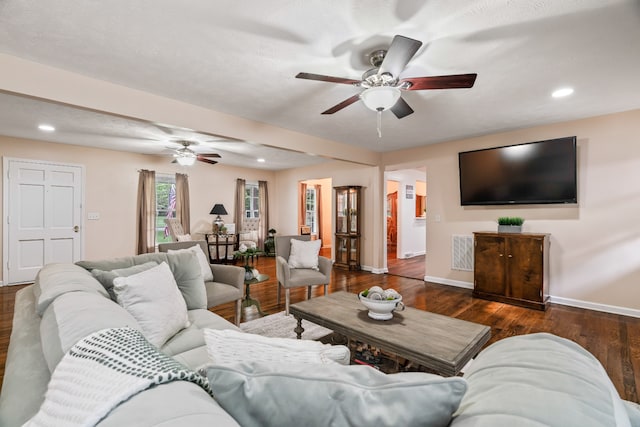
[156,174,176,244]
[305,187,317,234]
[244,183,259,218]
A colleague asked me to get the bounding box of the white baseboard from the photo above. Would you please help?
[425,275,640,318]
[0,280,3,286]
[424,276,474,289]
[361,265,387,274]
[549,296,640,319]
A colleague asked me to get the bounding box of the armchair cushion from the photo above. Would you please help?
[176,234,192,242]
[288,239,321,270]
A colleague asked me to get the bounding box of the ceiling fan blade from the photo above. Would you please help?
[321,94,361,115]
[197,156,218,165]
[296,72,361,85]
[390,97,414,119]
[400,73,477,91]
[378,35,422,78]
[198,153,221,158]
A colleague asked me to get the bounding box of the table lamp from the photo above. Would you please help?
[210,204,228,230]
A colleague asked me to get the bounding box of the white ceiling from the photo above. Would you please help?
[1,0,640,169]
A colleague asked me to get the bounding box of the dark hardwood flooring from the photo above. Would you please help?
[1,253,639,403]
[386,246,425,280]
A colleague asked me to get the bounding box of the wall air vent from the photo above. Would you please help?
[452,235,474,271]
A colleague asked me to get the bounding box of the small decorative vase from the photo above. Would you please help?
[498,225,522,233]
[244,270,253,281]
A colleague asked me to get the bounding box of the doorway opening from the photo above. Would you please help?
[384,167,426,281]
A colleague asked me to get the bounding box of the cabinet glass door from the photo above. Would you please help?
[349,188,358,233]
[337,189,347,234]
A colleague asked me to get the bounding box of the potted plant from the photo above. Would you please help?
[498,217,524,233]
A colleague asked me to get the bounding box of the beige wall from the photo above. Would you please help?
[0,135,275,281]
[382,109,640,312]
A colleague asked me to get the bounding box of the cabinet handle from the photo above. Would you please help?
[499,254,503,257]
[508,254,513,258]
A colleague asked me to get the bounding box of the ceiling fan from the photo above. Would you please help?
[169,140,221,166]
[296,35,477,136]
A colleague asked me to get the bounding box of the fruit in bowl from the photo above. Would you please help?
[359,287,405,320]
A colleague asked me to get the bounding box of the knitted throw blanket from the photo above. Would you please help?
[24,327,212,427]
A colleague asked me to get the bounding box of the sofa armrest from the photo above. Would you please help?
[209,264,244,292]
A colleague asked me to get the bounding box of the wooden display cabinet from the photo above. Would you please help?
[334,186,362,270]
[473,232,550,310]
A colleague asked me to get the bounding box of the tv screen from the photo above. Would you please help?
[458,136,577,205]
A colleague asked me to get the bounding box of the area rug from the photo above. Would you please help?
[240,311,333,341]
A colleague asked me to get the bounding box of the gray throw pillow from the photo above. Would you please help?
[164,251,207,310]
[206,362,467,427]
[92,261,159,300]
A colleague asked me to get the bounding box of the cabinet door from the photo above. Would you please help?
[474,235,507,295]
[507,237,544,302]
[336,189,348,234]
[335,235,349,266]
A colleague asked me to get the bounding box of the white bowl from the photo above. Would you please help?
[358,291,405,320]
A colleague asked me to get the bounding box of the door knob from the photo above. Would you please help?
[73,225,79,232]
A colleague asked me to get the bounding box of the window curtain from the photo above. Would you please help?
[299,182,307,231]
[258,180,269,249]
[234,178,245,231]
[175,173,190,234]
[136,169,156,254]
[316,184,322,242]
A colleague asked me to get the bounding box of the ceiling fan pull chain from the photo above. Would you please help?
[377,109,383,138]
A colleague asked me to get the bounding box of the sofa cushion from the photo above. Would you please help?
[40,291,140,372]
[113,262,189,348]
[206,362,467,427]
[91,261,159,300]
[450,333,631,427]
[77,251,207,310]
[167,244,213,282]
[161,309,240,359]
[96,381,240,427]
[34,263,109,316]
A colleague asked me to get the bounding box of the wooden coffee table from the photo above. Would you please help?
[289,291,491,377]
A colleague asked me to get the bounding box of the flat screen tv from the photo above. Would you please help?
[458,136,577,205]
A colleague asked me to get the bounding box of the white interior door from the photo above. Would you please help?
[3,158,84,285]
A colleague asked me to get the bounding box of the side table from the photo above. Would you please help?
[205,233,236,264]
[242,274,269,319]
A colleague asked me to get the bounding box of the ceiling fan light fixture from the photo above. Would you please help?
[176,153,196,166]
[360,86,401,112]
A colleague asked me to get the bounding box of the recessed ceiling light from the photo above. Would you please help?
[38,124,56,132]
[552,87,574,98]
[257,158,265,163]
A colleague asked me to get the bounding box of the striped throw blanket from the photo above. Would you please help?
[24,327,211,427]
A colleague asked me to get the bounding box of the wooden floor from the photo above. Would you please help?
[2,254,639,403]
[386,246,425,280]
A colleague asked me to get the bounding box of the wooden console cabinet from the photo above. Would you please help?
[473,232,550,310]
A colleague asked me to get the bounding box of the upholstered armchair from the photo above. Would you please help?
[238,217,260,250]
[158,241,244,325]
[164,218,191,242]
[275,235,331,315]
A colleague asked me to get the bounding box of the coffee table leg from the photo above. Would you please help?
[294,316,304,340]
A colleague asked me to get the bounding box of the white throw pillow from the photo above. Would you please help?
[206,361,467,427]
[168,244,213,282]
[175,234,192,242]
[203,329,350,365]
[288,239,321,270]
[113,262,189,348]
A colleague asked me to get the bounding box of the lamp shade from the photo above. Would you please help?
[360,86,401,111]
[210,204,228,215]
